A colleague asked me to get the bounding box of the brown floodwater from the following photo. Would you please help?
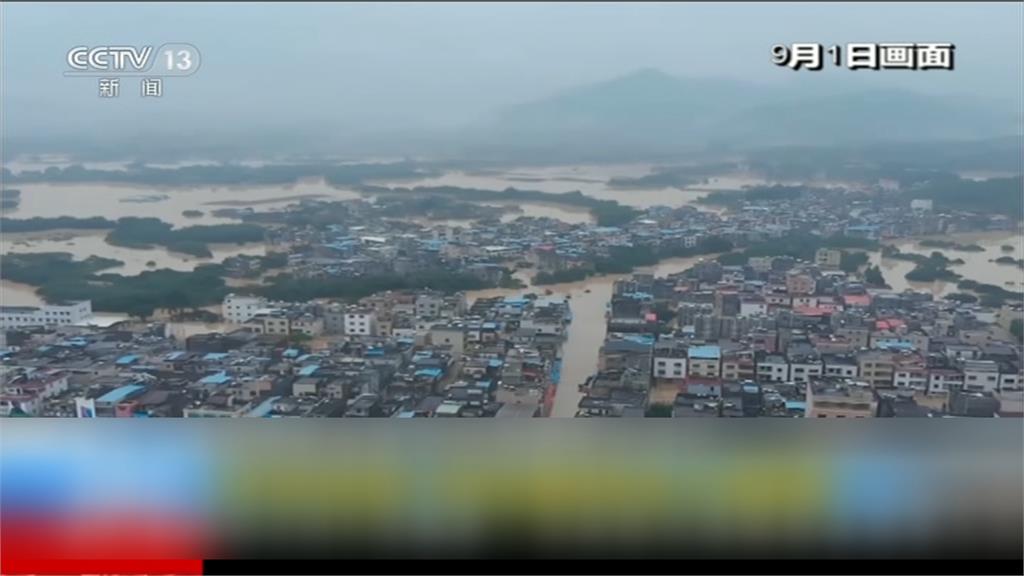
[871,231,1024,296]
[466,254,718,417]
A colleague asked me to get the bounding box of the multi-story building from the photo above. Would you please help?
[857,350,896,388]
[785,271,816,295]
[721,349,756,382]
[0,300,93,330]
[892,354,929,391]
[822,355,859,378]
[244,310,291,335]
[757,354,790,383]
[344,308,377,336]
[222,294,269,324]
[814,248,842,270]
[687,345,721,380]
[652,338,687,382]
[806,380,876,418]
[961,360,1000,392]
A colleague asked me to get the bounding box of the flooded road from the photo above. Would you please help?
[466,254,715,417]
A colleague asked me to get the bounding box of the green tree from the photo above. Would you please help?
[645,404,673,418]
[864,265,886,287]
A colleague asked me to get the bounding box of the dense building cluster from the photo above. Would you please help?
[0,288,571,418]
[2,187,1020,418]
[578,258,1022,418]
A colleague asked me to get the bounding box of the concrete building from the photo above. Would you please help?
[814,248,842,270]
[806,380,876,418]
[344,309,377,336]
[0,300,93,330]
[222,294,269,324]
[687,345,721,379]
[429,324,465,356]
[653,338,688,382]
[857,350,896,388]
[785,271,816,295]
[961,360,1000,393]
[757,354,789,383]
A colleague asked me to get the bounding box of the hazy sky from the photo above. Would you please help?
[3,2,1021,155]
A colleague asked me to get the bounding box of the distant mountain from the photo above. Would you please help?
[459,69,1017,161]
[714,88,1012,145]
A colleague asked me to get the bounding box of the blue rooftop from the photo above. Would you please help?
[282,348,300,358]
[689,345,721,360]
[624,291,654,301]
[488,358,504,368]
[876,340,915,352]
[164,351,187,361]
[785,401,807,411]
[415,368,444,379]
[202,352,228,361]
[115,355,139,366]
[96,384,145,404]
[622,333,655,346]
[248,396,281,418]
[199,371,232,385]
[298,365,320,376]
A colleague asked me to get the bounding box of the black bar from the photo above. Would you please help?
[204,557,1024,575]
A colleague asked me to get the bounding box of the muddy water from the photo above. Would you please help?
[369,165,835,210]
[871,231,1024,296]
[5,178,362,227]
[466,254,716,417]
[1,230,268,276]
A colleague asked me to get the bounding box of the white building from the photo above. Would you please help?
[739,299,768,317]
[823,358,858,378]
[223,294,269,324]
[0,301,93,330]
[999,370,1022,391]
[962,360,1000,392]
[788,361,823,384]
[757,355,790,383]
[928,369,962,395]
[344,309,377,336]
[653,356,687,381]
[910,199,933,211]
[893,367,929,391]
[814,248,842,269]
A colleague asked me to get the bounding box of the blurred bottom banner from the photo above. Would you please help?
[1,420,1021,573]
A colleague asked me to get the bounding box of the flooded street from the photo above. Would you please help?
[467,254,715,417]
